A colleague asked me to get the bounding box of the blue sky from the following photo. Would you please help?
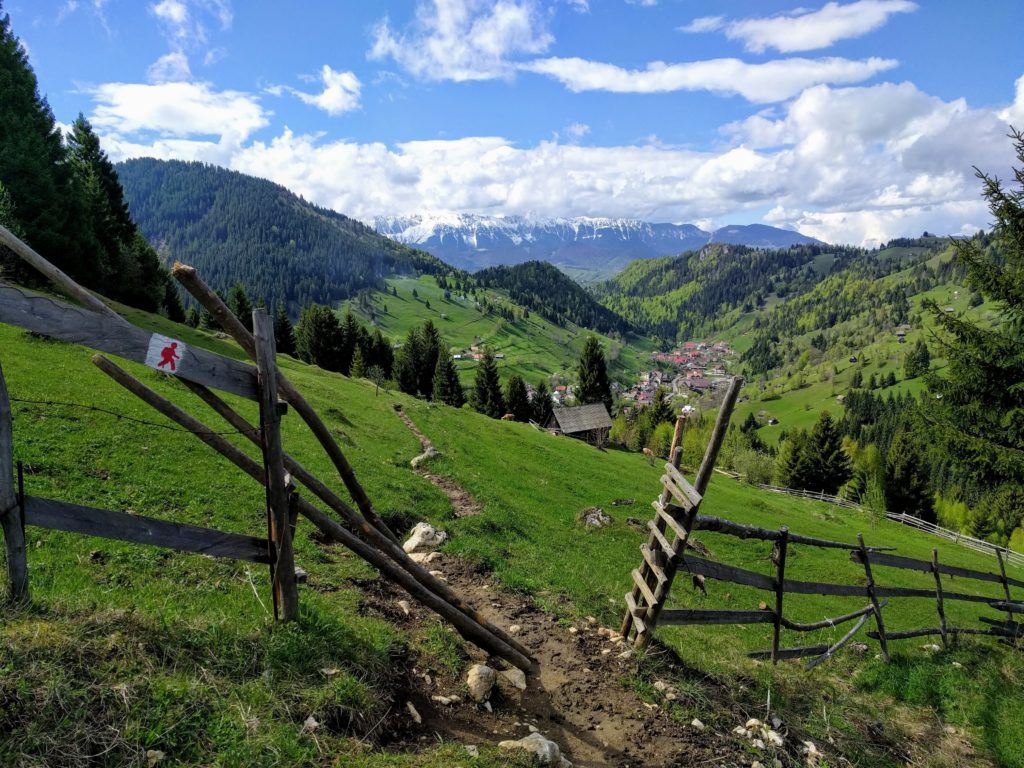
[8,0,1024,244]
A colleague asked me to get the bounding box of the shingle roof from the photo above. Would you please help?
[550,403,612,434]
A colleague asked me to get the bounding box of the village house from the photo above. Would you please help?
[546,403,613,448]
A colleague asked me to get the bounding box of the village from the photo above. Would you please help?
[616,340,734,408]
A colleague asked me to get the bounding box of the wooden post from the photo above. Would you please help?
[0,360,28,603]
[771,527,789,664]
[253,309,299,621]
[931,548,948,648]
[995,548,1014,626]
[858,533,889,662]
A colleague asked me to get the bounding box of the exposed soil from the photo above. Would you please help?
[418,472,483,517]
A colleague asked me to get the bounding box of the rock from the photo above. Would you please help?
[850,642,869,654]
[664,692,677,701]
[500,667,528,691]
[499,733,572,767]
[801,740,822,766]
[653,680,668,693]
[597,626,610,637]
[428,569,446,580]
[766,730,784,748]
[690,718,705,731]
[465,745,479,758]
[752,762,764,768]
[771,716,783,729]
[568,626,579,635]
[397,600,412,616]
[302,715,320,733]
[483,700,492,713]
[611,498,635,506]
[403,522,448,554]
[431,694,461,705]
[922,643,942,653]
[466,663,497,703]
[508,624,522,634]
[411,446,440,468]
[617,650,632,659]
[319,667,339,677]
[626,517,644,528]
[732,726,751,738]
[585,616,597,624]
[406,702,422,724]
[601,648,612,656]
[753,738,766,750]
[577,506,613,528]
[294,567,308,583]
[745,718,763,730]
[145,750,165,767]
[952,661,963,668]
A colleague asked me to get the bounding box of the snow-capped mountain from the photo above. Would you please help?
[373,214,822,275]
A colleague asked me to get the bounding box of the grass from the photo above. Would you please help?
[1,304,1022,766]
[342,275,655,385]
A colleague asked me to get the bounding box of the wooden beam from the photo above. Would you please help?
[0,359,28,603]
[663,463,702,508]
[932,549,948,648]
[856,548,1023,589]
[253,309,299,621]
[804,613,870,672]
[780,601,881,632]
[659,608,774,626]
[771,527,789,664]
[858,533,890,662]
[22,496,270,563]
[693,515,885,551]
[678,554,775,592]
[0,284,258,401]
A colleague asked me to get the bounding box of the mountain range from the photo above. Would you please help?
[374,214,823,277]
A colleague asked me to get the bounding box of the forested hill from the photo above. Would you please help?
[596,239,949,342]
[117,158,450,312]
[474,260,633,335]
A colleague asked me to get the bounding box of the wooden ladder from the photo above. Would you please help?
[622,377,743,648]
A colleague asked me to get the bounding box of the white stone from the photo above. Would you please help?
[690,718,705,731]
[302,715,319,733]
[586,616,597,624]
[601,648,612,656]
[411,446,440,468]
[745,718,763,730]
[653,680,668,693]
[597,627,610,637]
[499,733,572,766]
[508,624,522,634]
[753,738,766,750]
[665,692,677,701]
[319,667,339,677]
[500,667,528,691]
[732,726,750,738]
[403,522,448,553]
[952,661,963,668]
[617,650,632,658]
[465,745,479,758]
[752,762,764,768]
[483,700,492,713]
[766,730,784,748]
[922,643,942,653]
[431,694,461,705]
[466,664,496,703]
[145,751,165,767]
[568,626,579,635]
[397,600,411,616]
[406,702,422,724]
[771,716,783,729]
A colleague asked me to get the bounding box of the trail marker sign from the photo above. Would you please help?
[146,334,186,374]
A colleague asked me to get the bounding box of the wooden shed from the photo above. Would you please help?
[545,403,613,448]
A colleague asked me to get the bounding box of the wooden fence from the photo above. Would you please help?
[0,224,536,672]
[623,392,1023,668]
[753,483,1024,569]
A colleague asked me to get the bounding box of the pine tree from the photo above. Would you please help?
[885,429,934,521]
[370,328,394,378]
[432,347,465,408]
[351,346,366,378]
[185,307,200,328]
[162,281,186,322]
[505,375,531,421]
[576,335,612,412]
[229,282,254,331]
[471,348,505,418]
[903,338,931,379]
[922,130,1024,499]
[648,386,675,426]
[532,380,553,424]
[338,310,361,375]
[295,304,342,371]
[776,429,812,489]
[418,320,443,397]
[803,411,851,494]
[274,302,296,356]
[395,327,423,396]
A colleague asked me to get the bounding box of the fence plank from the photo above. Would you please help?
[990,601,1024,615]
[678,554,775,592]
[0,284,259,401]
[771,528,789,664]
[0,360,28,602]
[23,496,271,562]
[692,515,868,550]
[659,608,774,626]
[780,601,881,632]
[856,549,1022,589]
[858,533,889,662]
[804,613,870,671]
[932,549,948,648]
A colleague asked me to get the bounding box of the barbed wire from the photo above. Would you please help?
[10,397,260,437]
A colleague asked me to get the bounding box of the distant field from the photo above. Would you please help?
[342,275,656,385]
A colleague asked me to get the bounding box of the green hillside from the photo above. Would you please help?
[343,274,655,385]
[1,303,1022,766]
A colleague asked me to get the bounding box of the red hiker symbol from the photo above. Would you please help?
[157,342,180,371]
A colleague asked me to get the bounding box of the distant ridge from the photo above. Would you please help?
[374,213,823,275]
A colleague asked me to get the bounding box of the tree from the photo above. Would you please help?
[338,310,361,375]
[350,346,366,378]
[432,347,465,408]
[884,429,934,521]
[229,282,254,331]
[417,320,443,397]
[505,375,531,421]
[903,338,931,379]
[185,307,200,328]
[162,282,186,323]
[471,348,505,418]
[394,327,423,396]
[776,429,812,488]
[922,130,1024,501]
[850,369,863,389]
[576,335,612,412]
[532,381,553,424]
[274,302,296,356]
[295,304,342,371]
[804,411,852,495]
[648,386,675,426]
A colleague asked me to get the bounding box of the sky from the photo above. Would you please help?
[9,0,1024,245]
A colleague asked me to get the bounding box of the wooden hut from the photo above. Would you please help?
[546,403,613,448]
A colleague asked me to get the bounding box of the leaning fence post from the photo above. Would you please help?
[995,548,1014,626]
[857,533,889,662]
[931,548,948,649]
[0,360,28,604]
[253,309,299,622]
[771,527,789,664]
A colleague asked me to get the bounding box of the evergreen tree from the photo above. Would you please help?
[922,130,1024,500]
[162,281,186,323]
[229,282,254,331]
[884,429,934,521]
[471,349,505,418]
[804,411,852,494]
[274,302,296,356]
[432,347,465,408]
[370,328,394,379]
[338,310,361,375]
[185,306,200,328]
[576,335,612,412]
[648,386,675,426]
[417,320,443,397]
[395,327,423,396]
[295,304,342,371]
[532,381,553,424]
[850,369,863,389]
[350,346,366,378]
[505,375,531,421]
[903,338,931,379]
[776,430,813,489]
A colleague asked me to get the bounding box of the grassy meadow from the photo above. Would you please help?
[0,305,1021,767]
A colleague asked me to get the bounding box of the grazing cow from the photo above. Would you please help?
[642,447,655,465]
[501,413,515,421]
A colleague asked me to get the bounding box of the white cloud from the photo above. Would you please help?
[709,1,918,54]
[147,51,192,83]
[275,66,362,116]
[92,72,1024,247]
[368,0,554,81]
[521,55,897,103]
[678,16,725,34]
[565,122,590,139]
